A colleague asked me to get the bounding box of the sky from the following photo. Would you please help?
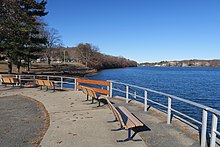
[44,0,220,63]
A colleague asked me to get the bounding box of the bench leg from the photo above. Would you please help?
[98,100,101,107]
[91,97,94,104]
[86,95,89,101]
[111,125,124,131]
[40,86,42,90]
[46,86,48,91]
[117,128,132,142]
[19,82,22,88]
[127,128,131,140]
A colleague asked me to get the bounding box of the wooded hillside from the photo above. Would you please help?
[41,43,137,70]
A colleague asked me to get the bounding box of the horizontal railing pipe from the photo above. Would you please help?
[110,81,220,116]
[171,108,202,125]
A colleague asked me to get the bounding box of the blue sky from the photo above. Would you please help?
[45,0,220,63]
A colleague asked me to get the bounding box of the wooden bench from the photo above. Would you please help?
[105,97,144,141]
[1,77,19,87]
[81,86,106,106]
[76,79,110,106]
[44,80,55,91]
[35,79,45,90]
[35,79,55,92]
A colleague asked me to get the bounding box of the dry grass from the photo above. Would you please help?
[0,61,88,75]
[0,62,25,73]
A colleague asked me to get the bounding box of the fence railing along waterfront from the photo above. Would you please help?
[0,74,219,147]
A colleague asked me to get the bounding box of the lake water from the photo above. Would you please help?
[87,66,220,130]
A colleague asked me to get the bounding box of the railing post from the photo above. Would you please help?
[201,109,208,147]
[33,75,36,86]
[0,74,2,85]
[134,91,136,99]
[18,75,21,86]
[109,82,112,97]
[107,82,112,97]
[15,75,18,86]
[210,113,218,147]
[167,97,172,124]
[73,79,75,89]
[60,77,63,89]
[74,79,77,91]
[126,85,129,103]
[144,90,148,112]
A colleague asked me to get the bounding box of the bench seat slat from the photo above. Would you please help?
[118,106,144,128]
[1,77,18,85]
[44,80,54,87]
[10,78,19,83]
[124,120,136,129]
[36,79,44,86]
[118,110,136,128]
[2,78,11,83]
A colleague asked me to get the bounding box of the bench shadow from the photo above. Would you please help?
[35,86,66,92]
[82,99,92,102]
[116,125,151,142]
[0,86,22,91]
[99,98,108,105]
[131,125,151,140]
[107,119,118,123]
[131,112,151,138]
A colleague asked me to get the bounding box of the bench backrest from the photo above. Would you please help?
[44,80,54,87]
[36,79,45,86]
[35,79,54,87]
[81,86,88,95]
[81,86,97,98]
[76,78,110,95]
[105,98,125,127]
[2,77,11,83]
[1,77,18,84]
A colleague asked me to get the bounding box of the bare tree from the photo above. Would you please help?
[75,43,99,67]
[44,28,63,64]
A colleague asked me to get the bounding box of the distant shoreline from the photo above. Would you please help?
[140,59,220,67]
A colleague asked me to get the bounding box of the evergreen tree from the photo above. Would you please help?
[0,0,48,73]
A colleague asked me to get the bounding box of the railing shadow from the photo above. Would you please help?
[198,126,210,147]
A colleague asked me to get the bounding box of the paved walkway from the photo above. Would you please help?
[0,86,203,147]
[0,87,146,147]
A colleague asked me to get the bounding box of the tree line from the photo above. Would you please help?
[43,43,137,70]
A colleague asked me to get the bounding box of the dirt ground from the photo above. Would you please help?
[0,95,49,147]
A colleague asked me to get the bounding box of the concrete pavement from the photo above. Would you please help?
[0,87,146,147]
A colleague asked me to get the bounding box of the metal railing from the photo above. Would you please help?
[0,74,219,147]
[0,74,76,90]
[108,80,220,147]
